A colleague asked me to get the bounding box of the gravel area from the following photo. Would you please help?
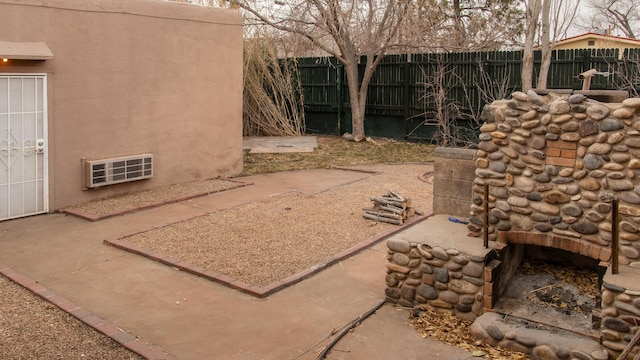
[121,164,433,287]
[65,179,244,219]
[0,275,143,360]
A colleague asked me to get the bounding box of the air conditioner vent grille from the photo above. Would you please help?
[84,154,153,188]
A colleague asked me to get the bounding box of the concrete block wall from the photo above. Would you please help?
[433,147,477,218]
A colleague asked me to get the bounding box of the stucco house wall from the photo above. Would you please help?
[552,32,640,58]
[0,0,243,210]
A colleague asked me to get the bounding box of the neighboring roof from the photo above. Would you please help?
[0,41,53,60]
[555,32,640,47]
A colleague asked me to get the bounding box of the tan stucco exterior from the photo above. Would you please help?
[0,0,243,210]
[553,33,640,58]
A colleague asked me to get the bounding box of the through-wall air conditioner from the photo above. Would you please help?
[83,154,153,188]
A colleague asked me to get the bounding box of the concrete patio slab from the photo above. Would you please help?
[243,136,318,154]
[0,166,476,360]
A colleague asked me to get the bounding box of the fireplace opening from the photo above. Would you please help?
[491,244,605,336]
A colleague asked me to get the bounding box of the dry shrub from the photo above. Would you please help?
[243,32,305,136]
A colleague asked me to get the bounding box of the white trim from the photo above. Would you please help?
[0,73,49,220]
[42,74,49,214]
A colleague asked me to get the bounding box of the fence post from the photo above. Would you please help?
[402,59,411,139]
[582,49,592,77]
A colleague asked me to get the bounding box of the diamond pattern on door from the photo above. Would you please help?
[0,130,20,169]
[0,75,48,221]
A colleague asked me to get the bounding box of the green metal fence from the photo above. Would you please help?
[298,48,640,141]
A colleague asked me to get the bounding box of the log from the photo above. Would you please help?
[405,198,413,208]
[364,210,403,220]
[363,213,403,225]
[377,205,405,215]
[362,206,404,217]
[364,191,418,225]
[388,190,404,201]
[370,197,406,209]
[372,196,398,202]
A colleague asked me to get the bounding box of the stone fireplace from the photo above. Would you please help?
[385,90,640,359]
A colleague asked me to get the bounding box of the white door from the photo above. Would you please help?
[0,75,48,221]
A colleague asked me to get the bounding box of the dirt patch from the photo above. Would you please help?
[118,164,432,287]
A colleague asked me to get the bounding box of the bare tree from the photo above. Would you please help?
[523,0,580,91]
[577,0,639,38]
[233,0,411,142]
[398,0,524,53]
[604,49,640,97]
[446,0,525,51]
[620,54,640,97]
[475,59,515,105]
[537,0,581,89]
[170,0,238,8]
[410,56,492,147]
[522,0,543,92]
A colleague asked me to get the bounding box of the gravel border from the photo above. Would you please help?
[106,214,429,298]
[105,164,433,293]
[63,178,251,221]
[0,264,171,360]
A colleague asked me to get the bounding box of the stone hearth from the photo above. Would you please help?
[385,214,607,359]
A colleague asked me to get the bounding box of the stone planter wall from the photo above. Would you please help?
[384,226,492,322]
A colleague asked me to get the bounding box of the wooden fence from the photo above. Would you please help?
[297,48,640,141]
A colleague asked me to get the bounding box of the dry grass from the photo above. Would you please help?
[242,136,435,175]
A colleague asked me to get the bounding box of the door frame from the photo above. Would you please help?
[0,73,49,220]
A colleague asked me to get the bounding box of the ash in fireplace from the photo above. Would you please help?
[494,258,599,334]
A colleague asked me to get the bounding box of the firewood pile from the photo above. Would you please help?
[363,190,421,225]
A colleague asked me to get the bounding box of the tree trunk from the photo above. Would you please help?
[344,59,366,142]
[452,0,465,49]
[537,0,551,89]
[522,0,542,92]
